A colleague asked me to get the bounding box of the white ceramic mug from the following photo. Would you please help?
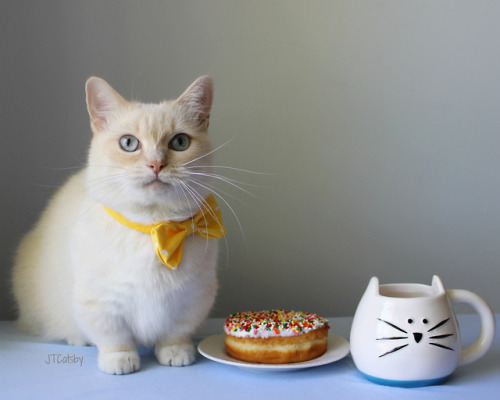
[350,276,496,387]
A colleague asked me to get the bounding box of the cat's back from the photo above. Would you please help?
[22,169,87,243]
[13,170,88,335]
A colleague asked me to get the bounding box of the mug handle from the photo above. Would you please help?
[447,289,496,367]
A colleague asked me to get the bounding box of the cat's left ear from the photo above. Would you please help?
[86,77,127,132]
[176,76,214,130]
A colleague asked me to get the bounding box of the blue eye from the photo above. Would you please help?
[169,133,190,151]
[119,135,140,152]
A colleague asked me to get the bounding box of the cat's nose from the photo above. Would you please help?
[413,332,423,343]
[148,161,166,176]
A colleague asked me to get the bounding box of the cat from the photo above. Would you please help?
[12,75,225,374]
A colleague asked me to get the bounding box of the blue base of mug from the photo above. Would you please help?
[361,372,452,388]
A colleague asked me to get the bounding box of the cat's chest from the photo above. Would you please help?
[70,202,209,282]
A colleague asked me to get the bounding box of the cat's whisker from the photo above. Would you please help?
[35,165,85,171]
[35,162,133,173]
[179,180,231,266]
[175,183,195,221]
[185,171,258,197]
[185,165,270,176]
[86,164,131,171]
[75,181,127,223]
[181,136,237,167]
[187,177,255,208]
[27,182,66,189]
[84,173,129,190]
[175,182,212,258]
[186,178,247,246]
[86,172,127,182]
[178,180,231,265]
[192,171,264,187]
[178,180,221,230]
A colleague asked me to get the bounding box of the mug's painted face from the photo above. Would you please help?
[376,316,454,358]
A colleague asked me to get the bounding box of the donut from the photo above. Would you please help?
[224,310,330,364]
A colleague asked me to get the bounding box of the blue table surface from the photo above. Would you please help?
[1,314,498,400]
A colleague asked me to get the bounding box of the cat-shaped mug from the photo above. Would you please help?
[350,276,495,387]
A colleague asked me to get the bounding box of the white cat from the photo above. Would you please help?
[12,75,224,374]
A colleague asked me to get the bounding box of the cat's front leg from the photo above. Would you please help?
[98,343,141,375]
[92,332,140,374]
[76,304,140,374]
[155,337,196,367]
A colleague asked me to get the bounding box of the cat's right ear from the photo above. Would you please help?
[85,77,127,132]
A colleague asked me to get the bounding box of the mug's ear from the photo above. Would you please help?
[176,75,213,130]
[431,275,446,295]
[366,277,380,295]
[86,77,127,132]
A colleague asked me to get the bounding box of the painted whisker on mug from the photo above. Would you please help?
[375,316,455,358]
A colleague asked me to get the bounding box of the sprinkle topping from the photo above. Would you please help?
[224,310,330,338]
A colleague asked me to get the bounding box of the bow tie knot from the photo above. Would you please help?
[104,194,226,270]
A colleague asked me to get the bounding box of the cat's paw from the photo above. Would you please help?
[98,350,140,375]
[156,343,196,366]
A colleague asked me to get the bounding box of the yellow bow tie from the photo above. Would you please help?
[104,194,226,270]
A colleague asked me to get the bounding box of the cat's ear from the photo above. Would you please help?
[176,76,213,130]
[85,77,127,132]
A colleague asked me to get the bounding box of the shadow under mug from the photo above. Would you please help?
[350,275,496,387]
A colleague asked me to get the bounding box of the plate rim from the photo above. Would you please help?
[197,332,350,372]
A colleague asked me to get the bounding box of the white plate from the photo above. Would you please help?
[197,332,350,372]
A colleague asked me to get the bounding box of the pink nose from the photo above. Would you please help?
[148,161,166,176]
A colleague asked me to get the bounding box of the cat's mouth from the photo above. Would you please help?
[142,178,171,189]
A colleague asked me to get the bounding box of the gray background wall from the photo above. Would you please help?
[2,0,500,320]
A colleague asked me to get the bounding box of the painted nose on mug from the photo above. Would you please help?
[350,276,495,387]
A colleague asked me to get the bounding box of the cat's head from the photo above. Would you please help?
[85,76,215,221]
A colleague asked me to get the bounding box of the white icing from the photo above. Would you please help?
[224,310,329,339]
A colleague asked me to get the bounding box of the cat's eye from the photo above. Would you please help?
[169,133,191,151]
[119,135,140,152]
